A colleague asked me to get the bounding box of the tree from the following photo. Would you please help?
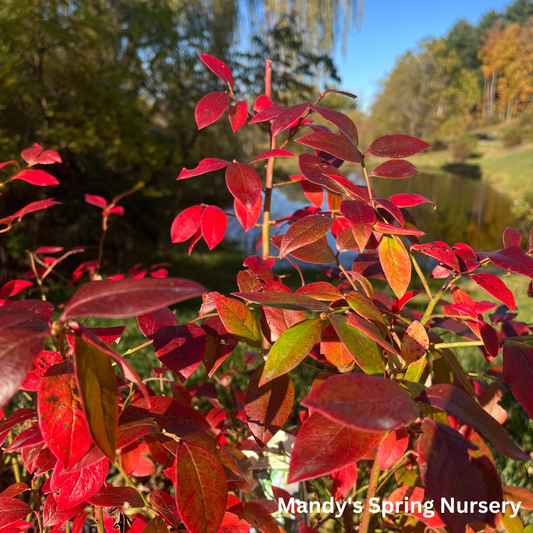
[371,39,479,141]
[446,19,481,71]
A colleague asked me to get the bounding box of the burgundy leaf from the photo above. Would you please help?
[199,54,234,89]
[201,205,227,250]
[195,92,229,130]
[374,198,404,225]
[503,226,521,248]
[86,487,144,508]
[61,278,206,320]
[288,412,383,483]
[295,131,362,164]
[365,135,430,158]
[137,308,179,340]
[245,364,294,446]
[482,246,533,281]
[272,234,336,265]
[417,419,503,533]
[228,101,247,132]
[369,160,418,179]
[0,409,36,447]
[225,163,262,210]
[154,324,206,382]
[233,291,328,312]
[302,374,418,432]
[271,103,310,136]
[340,200,376,251]
[171,205,204,243]
[178,158,230,180]
[418,383,527,461]
[321,89,357,99]
[201,316,238,377]
[503,342,533,421]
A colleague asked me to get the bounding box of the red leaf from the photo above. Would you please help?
[303,374,418,432]
[378,428,408,469]
[21,144,44,165]
[137,308,179,340]
[228,101,248,132]
[199,54,234,89]
[401,320,429,365]
[288,412,383,483]
[250,149,295,163]
[0,484,29,499]
[0,409,36,447]
[35,150,62,165]
[418,383,527,461]
[86,487,144,508]
[374,198,404,225]
[272,234,336,265]
[417,419,503,533]
[330,464,358,500]
[295,131,362,164]
[195,92,229,130]
[84,194,108,209]
[379,235,411,298]
[503,342,533,421]
[296,282,342,301]
[234,196,261,232]
[34,246,64,255]
[42,494,87,528]
[479,320,500,358]
[249,105,286,124]
[311,107,358,145]
[175,441,227,533]
[61,278,206,320]
[503,226,521,248]
[280,215,333,258]
[411,241,460,271]
[50,457,108,510]
[253,95,274,112]
[365,135,430,158]
[171,206,204,243]
[225,163,262,210]
[6,424,43,451]
[0,499,32,529]
[271,103,310,136]
[374,221,424,236]
[245,364,294,446]
[0,280,33,298]
[201,206,227,250]
[368,160,418,179]
[469,274,515,311]
[12,169,59,186]
[188,228,203,255]
[340,200,376,251]
[389,193,435,209]
[227,502,279,533]
[12,198,61,221]
[178,158,230,180]
[154,324,206,382]
[38,362,93,469]
[289,175,323,208]
[482,246,533,280]
[321,89,357,99]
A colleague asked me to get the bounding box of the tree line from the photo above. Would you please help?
[371,0,533,142]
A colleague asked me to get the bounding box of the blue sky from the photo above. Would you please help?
[334,0,512,111]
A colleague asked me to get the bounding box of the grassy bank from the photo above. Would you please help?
[401,141,533,200]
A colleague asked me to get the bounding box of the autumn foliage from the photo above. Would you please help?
[1,54,533,533]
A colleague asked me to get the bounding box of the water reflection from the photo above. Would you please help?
[225,171,517,264]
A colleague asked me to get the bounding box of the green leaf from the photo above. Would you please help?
[259,319,321,386]
[215,297,261,348]
[329,314,384,376]
[73,336,118,462]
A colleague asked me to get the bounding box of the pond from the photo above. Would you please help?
[225,170,517,269]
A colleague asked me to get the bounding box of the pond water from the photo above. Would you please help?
[225,170,517,268]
